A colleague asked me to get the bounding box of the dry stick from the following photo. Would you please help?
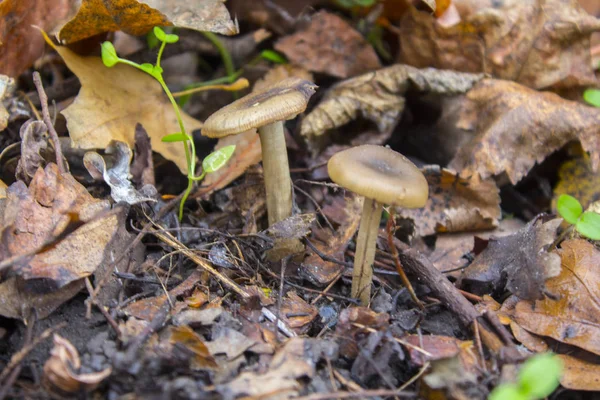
[84,278,122,337]
[386,214,425,310]
[152,228,251,299]
[292,388,416,400]
[391,238,510,355]
[32,72,67,174]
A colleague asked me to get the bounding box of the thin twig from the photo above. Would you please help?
[292,388,415,400]
[32,72,67,174]
[386,213,424,310]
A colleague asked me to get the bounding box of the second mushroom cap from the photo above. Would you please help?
[327,145,429,208]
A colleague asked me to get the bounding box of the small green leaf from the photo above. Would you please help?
[489,384,528,400]
[576,211,600,240]
[101,42,119,67]
[260,50,287,64]
[584,88,600,108]
[202,145,236,173]
[518,353,562,399]
[557,194,583,225]
[164,33,179,44]
[140,63,154,74]
[153,26,167,42]
[152,65,164,76]
[147,30,159,49]
[162,133,191,143]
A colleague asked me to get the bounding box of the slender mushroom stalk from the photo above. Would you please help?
[202,77,317,226]
[353,197,383,305]
[328,145,429,306]
[258,122,292,226]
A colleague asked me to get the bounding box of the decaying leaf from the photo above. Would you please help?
[397,166,501,236]
[58,0,238,44]
[264,213,315,260]
[462,217,562,300]
[399,0,600,91]
[43,334,112,396]
[509,239,600,356]
[301,65,484,153]
[205,327,256,360]
[83,141,156,204]
[558,353,600,391]
[335,307,389,359]
[170,325,219,370]
[51,40,202,174]
[0,0,77,77]
[301,194,362,285]
[216,337,338,399]
[450,79,600,184]
[130,123,155,187]
[275,10,381,78]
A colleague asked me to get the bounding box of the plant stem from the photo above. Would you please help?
[202,31,236,82]
[258,122,292,226]
[353,197,383,305]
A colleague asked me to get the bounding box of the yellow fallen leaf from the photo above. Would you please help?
[45,33,201,174]
[58,0,238,44]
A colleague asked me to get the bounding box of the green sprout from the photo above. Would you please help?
[584,88,600,108]
[557,194,600,240]
[101,27,235,220]
[490,353,562,400]
[335,0,376,8]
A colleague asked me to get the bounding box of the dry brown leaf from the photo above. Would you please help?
[275,10,381,78]
[558,353,600,391]
[300,65,483,153]
[43,334,112,396]
[58,0,237,44]
[335,307,389,359]
[399,0,600,91]
[301,194,362,285]
[0,0,77,77]
[280,292,318,331]
[217,337,337,399]
[204,327,256,360]
[463,217,561,300]
[51,41,201,174]
[15,120,50,183]
[397,166,501,236]
[170,325,219,370]
[450,79,600,184]
[510,239,600,356]
[0,75,15,130]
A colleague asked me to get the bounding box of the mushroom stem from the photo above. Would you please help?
[352,197,383,305]
[258,121,293,226]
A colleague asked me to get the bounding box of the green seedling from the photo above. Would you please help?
[335,0,376,8]
[584,88,600,108]
[101,26,235,220]
[557,194,600,240]
[490,353,562,400]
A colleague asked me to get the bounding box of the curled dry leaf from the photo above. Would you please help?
[275,10,381,78]
[43,334,112,395]
[301,65,483,153]
[509,239,600,356]
[463,217,562,300]
[0,0,77,77]
[50,40,202,174]
[397,166,501,236]
[130,123,155,187]
[399,0,600,91]
[15,120,49,183]
[449,79,600,184]
[58,0,237,44]
[83,141,157,204]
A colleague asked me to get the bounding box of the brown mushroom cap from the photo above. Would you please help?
[327,145,429,207]
[202,77,318,138]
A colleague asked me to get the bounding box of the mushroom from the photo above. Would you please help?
[202,77,317,226]
[327,145,429,305]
